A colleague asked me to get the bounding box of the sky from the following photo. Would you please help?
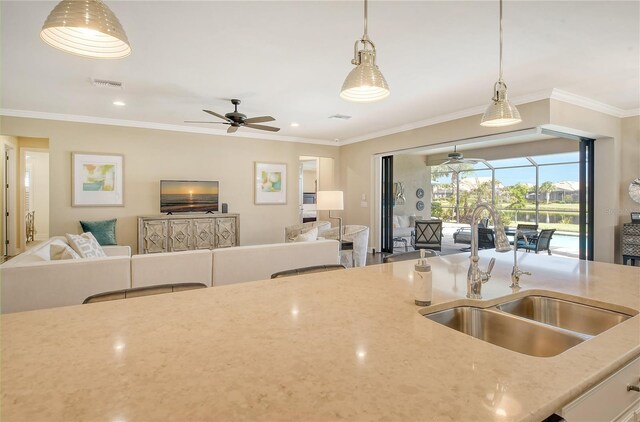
[433,152,580,187]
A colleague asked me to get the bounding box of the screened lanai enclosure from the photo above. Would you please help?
[430,152,580,233]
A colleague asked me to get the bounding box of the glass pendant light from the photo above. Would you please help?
[480,0,521,127]
[41,0,131,59]
[340,0,390,102]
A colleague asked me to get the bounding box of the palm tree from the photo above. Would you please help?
[539,181,555,205]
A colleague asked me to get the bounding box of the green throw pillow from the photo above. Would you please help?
[79,219,117,246]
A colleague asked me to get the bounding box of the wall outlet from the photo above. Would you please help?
[360,201,368,208]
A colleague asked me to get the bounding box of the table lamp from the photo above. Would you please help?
[317,191,344,243]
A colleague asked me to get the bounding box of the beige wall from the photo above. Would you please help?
[17,137,49,248]
[0,117,340,250]
[549,100,624,263]
[393,154,430,218]
[620,116,640,227]
[26,151,50,241]
[303,169,317,192]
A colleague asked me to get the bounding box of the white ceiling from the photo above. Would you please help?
[2,1,638,144]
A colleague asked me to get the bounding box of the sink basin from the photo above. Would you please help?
[495,296,633,336]
[424,306,586,357]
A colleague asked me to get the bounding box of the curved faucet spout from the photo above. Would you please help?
[466,203,511,299]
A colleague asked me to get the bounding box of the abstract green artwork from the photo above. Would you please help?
[261,171,282,192]
[255,162,287,204]
[82,164,116,191]
[72,153,124,207]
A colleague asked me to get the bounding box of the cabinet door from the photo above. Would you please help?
[168,219,192,252]
[142,220,168,254]
[215,217,237,248]
[193,219,216,250]
[561,356,640,421]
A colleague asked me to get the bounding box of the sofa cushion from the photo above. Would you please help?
[80,219,117,246]
[294,227,318,242]
[50,244,81,260]
[66,233,107,258]
[397,215,410,228]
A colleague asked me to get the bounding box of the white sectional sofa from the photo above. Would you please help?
[0,237,132,314]
[212,240,340,286]
[1,238,340,314]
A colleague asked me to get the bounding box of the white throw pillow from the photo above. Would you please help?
[66,232,107,258]
[32,239,69,261]
[50,244,81,260]
[397,215,410,228]
[392,215,400,228]
[294,227,318,242]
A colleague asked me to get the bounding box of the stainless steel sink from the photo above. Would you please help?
[424,306,586,357]
[495,296,633,336]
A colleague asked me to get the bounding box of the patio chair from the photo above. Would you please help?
[477,228,496,250]
[412,220,442,251]
[453,218,489,247]
[521,229,556,255]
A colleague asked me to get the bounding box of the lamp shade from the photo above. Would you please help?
[480,82,522,127]
[340,51,390,103]
[316,191,344,211]
[40,0,131,59]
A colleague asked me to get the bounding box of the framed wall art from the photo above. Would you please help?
[255,162,287,205]
[72,152,124,207]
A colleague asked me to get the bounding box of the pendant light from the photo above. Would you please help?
[480,0,521,127]
[41,0,131,59]
[340,0,390,102]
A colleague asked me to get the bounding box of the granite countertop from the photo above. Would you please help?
[2,251,640,421]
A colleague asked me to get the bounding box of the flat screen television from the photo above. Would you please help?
[160,180,219,213]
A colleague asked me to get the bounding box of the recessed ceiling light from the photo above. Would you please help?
[113,101,126,106]
[290,122,300,127]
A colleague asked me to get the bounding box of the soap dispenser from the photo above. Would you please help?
[414,249,432,306]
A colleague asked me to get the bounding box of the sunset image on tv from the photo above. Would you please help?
[160,180,219,213]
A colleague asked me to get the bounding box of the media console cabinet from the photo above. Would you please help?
[137,214,239,254]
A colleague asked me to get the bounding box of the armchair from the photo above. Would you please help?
[412,220,442,251]
[319,225,369,267]
[285,221,331,243]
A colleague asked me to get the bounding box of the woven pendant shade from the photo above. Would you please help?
[340,51,390,102]
[480,82,522,127]
[41,0,131,59]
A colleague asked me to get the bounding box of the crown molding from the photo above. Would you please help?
[2,89,637,147]
[549,89,635,118]
[339,88,638,146]
[0,108,339,146]
[338,89,554,146]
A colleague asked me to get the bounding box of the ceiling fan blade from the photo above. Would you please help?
[184,121,229,124]
[244,116,275,124]
[203,109,232,122]
[227,125,239,134]
[245,124,280,132]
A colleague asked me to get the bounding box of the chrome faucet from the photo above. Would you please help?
[510,230,531,289]
[467,203,511,299]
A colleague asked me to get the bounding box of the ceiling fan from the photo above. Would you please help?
[185,99,280,134]
[439,146,481,166]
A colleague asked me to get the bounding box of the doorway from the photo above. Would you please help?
[378,129,594,260]
[299,156,319,223]
[2,141,17,257]
[21,149,50,248]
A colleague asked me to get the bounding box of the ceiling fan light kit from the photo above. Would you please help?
[340,0,390,102]
[480,0,522,127]
[41,0,131,59]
